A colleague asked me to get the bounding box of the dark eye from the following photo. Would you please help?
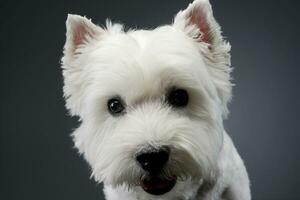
[167,88,189,107]
[107,98,125,115]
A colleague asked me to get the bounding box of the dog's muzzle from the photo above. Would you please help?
[136,146,177,195]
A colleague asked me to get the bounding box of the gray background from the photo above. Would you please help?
[0,0,299,199]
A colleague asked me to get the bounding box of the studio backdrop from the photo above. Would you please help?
[0,0,299,199]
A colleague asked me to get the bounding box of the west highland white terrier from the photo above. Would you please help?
[61,0,251,199]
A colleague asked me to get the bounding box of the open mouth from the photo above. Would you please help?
[141,176,177,195]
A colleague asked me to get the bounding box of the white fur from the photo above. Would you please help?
[61,0,251,199]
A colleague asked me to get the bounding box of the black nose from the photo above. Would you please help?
[136,147,170,175]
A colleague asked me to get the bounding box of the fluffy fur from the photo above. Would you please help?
[61,0,251,199]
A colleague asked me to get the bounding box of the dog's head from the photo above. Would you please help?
[61,0,231,196]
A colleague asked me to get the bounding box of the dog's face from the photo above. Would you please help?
[62,0,232,196]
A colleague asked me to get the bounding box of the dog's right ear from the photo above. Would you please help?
[63,14,104,61]
[61,14,105,117]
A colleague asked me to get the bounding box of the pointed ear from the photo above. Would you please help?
[173,0,223,48]
[61,14,105,117]
[174,0,232,118]
[63,14,104,59]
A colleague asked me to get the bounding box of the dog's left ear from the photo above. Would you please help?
[174,0,232,118]
[173,0,223,49]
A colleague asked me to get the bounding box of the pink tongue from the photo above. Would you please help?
[142,177,176,190]
[143,181,168,190]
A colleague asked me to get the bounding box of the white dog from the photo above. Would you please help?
[61,0,251,199]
